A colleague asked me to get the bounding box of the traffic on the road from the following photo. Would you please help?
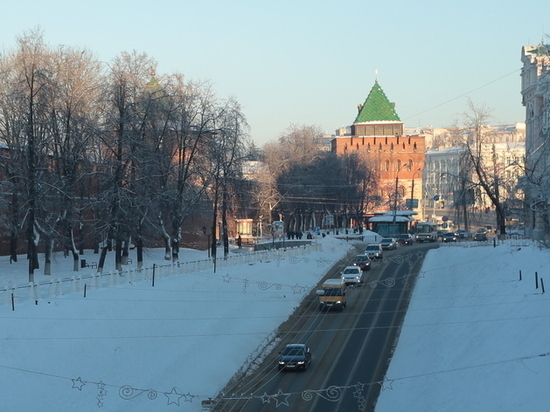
[215,235,443,412]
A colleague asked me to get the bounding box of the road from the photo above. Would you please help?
[213,242,438,412]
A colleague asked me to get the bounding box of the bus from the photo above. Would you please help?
[414,222,438,242]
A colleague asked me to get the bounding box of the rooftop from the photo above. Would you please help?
[354,81,401,124]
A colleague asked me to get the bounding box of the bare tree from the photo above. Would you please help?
[206,98,249,259]
[262,125,325,228]
[96,51,158,272]
[34,46,103,274]
[154,77,219,262]
[249,147,283,236]
[0,28,56,281]
[340,152,378,230]
[0,30,252,272]
[462,99,508,236]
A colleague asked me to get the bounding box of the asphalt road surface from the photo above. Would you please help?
[212,241,438,412]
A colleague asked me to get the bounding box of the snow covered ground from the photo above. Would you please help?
[0,235,547,411]
[0,235,357,411]
[375,239,550,412]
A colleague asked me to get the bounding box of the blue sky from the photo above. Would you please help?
[1,1,549,145]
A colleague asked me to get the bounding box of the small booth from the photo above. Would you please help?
[368,211,418,237]
[235,218,254,245]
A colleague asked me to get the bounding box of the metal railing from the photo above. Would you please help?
[2,243,323,308]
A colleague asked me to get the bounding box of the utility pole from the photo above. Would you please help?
[392,175,399,233]
[409,168,421,211]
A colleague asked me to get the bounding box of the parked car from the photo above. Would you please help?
[341,265,365,285]
[442,232,457,242]
[365,243,383,259]
[278,344,311,371]
[508,229,525,238]
[396,233,414,245]
[473,232,488,241]
[456,229,471,239]
[352,254,372,271]
[380,238,398,250]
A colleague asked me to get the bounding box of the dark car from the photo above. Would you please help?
[473,232,488,241]
[442,232,457,242]
[457,229,471,239]
[397,234,414,245]
[352,254,372,271]
[278,344,311,371]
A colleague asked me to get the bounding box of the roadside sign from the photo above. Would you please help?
[406,199,419,208]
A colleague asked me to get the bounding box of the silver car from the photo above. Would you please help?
[380,238,397,250]
[341,266,365,285]
[365,243,383,259]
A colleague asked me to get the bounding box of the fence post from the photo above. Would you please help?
[541,278,545,294]
[3,289,10,306]
[535,272,539,289]
[519,270,522,281]
[152,264,156,287]
[28,283,36,301]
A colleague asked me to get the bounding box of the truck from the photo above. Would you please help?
[316,278,347,311]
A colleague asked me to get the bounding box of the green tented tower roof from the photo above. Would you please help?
[354,81,401,124]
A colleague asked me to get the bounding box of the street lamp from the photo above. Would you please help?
[409,168,422,210]
[392,162,411,234]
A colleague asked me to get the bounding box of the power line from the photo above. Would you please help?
[404,68,521,121]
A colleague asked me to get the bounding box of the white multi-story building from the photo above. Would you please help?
[521,43,550,239]
[423,146,465,224]
[422,124,525,226]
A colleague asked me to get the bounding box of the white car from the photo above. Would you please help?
[340,266,365,285]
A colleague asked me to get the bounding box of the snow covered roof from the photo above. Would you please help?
[369,215,415,223]
[382,210,418,216]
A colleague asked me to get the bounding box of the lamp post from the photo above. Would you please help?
[409,168,422,210]
[392,175,399,224]
[392,163,411,235]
